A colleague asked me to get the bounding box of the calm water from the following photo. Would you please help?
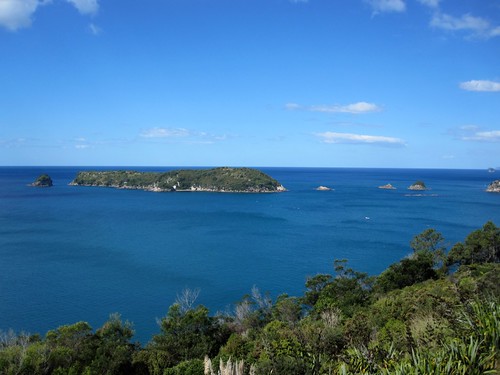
[1,167,499,342]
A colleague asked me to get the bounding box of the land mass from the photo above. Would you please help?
[69,167,286,193]
[408,180,427,190]
[486,180,500,193]
[30,174,53,187]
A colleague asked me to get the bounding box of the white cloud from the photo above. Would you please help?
[75,144,91,149]
[431,12,499,38]
[462,130,500,142]
[459,125,480,131]
[139,127,228,144]
[366,0,406,14]
[491,26,500,37]
[286,101,381,114]
[0,0,98,31]
[311,102,381,114]
[89,22,100,35]
[417,0,440,8]
[284,103,302,110]
[0,0,51,31]
[140,127,191,138]
[316,131,405,145]
[66,0,98,15]
[459,80,500,92]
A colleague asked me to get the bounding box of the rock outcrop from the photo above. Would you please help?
[378,183,396,190]
[408,181,427,191]
[486,180,500,193]
[31,174,53,187]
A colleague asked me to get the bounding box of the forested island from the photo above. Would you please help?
[1,222,499,375]
[30,174,53,187]
[69,167,286,193]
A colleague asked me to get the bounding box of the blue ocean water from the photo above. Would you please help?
[1,167,499,343]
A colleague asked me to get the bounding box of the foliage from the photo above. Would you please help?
[136,303,230,374]
[70,167,284,192]
[32,174,53,187]
[448,221,500,266]
[375,228,446,293]
[305,260,372,317]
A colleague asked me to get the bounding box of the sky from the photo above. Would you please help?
[0,0,499,168]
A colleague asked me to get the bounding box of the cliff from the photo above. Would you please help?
[69,167,286,193]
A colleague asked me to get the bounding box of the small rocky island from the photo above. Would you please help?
[486,180,500,193]
[30,174,53,187]
[69,167,286,193]
[408,181,427,191]
[378,183,396,190]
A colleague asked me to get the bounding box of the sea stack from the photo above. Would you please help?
[31,174,53,187]
[486,180,500,193]
[408,181,427,191]
[378,183,396,190]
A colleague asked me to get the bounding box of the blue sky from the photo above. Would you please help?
[0,0,499,168]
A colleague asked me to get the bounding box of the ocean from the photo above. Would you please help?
[1,166,499,343]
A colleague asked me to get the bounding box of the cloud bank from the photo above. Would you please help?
[140,127,191,138]
[140,127,227,144]
[431,12,500,39]
[316,131,405,145]
[462,130,500,142]
[0,0,48,31]
[66,0,98,15]
[365,0,500,39]
[366,0,406,14]
[286,101,381,114]
[459,80,500,92]
[0,0,98,31]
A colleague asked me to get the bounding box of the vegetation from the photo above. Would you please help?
[1,222,499,374]
[70,168,285,193]
[31,174,53,187]
[408,181,426,190]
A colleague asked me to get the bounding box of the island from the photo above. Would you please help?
[408,181,427,191]
[378,183,396,190]
[30,174,53,187]
[69,167,286,193]
[315,186,332,191]
[486,180,500,193]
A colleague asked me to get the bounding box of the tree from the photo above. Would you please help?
[376,229,446,293]
[309,260,372,317]
[447,221,500,266]
[138,303,229,373]
[88,313,138,375]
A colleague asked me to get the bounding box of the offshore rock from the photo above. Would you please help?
[486,180,500,193]
[30,174,53,187]
[408,181,427,190]
[378,183,396,190]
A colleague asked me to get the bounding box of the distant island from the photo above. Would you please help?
[315,185,332,191]
[378,183,396,190]
[408,180,427,190]
[69,167,286,193]
[486,180,500,193]
[30,174,53,187]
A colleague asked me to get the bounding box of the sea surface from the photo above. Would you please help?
[1,167,499,343]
